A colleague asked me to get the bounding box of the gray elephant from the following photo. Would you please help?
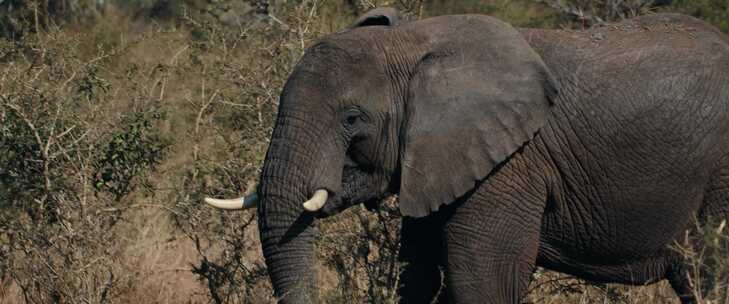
[205,8,729,304]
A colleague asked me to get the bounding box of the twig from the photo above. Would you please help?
[5,103,52,211]
[525,273,581,296]
[49,129,88,159]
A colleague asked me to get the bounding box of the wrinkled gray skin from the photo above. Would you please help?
[254,8,729,303]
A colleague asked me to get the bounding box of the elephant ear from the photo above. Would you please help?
[348,7,400,28]
[399,16,559,217]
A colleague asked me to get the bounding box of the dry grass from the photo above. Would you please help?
[1,1,728,303]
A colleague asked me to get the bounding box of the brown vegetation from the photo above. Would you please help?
[1,1,728,303]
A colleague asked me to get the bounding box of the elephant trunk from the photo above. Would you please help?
[257,113,342,303]
[258,191,317,303]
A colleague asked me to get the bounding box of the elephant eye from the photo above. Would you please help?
[343,109,362,127]
[346,114,359,125]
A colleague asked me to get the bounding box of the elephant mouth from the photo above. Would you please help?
[316,155,380,216]
[204,152,383,214]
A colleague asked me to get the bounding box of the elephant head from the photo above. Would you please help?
[206,8,558,303]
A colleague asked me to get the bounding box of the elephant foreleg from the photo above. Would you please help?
[443,156,548,304]
[399,215,450,303]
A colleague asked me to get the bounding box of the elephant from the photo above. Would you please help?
[205,8,729,304]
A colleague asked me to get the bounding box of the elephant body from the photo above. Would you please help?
[527,15,729,287]
[402,15,729,303]
[206,10,729,304]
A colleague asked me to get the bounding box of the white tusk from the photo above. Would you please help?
[205,192,259,210]
[302,189,328,212]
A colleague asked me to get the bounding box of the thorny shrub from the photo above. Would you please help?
[533,0,729,30]
[673,217,729,303]
[317,198,402,303]
[0,28,169,302]
[0,0,106,39]
[670,0,729,32]
[536,0,667,25]
[93,108,170,200]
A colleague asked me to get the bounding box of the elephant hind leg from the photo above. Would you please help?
[667,262,698,304]
[670,157,729,303]
[700,156,729,222]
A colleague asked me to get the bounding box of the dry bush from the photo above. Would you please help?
[0,28,170,302]
[530,0,729,31]
[668,0,729,33]
[0,0,107,39]
[534,0,661,25]
[316,198,402,303]
[425,0,560,28]
[673,218,729,303]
